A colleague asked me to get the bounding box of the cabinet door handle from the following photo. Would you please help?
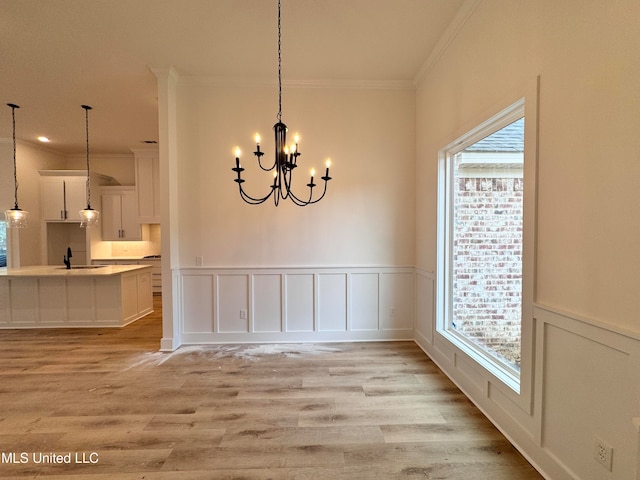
[60,210,64,219]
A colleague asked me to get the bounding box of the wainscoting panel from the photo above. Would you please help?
[251,274,282,333]
[0,279,8,325]
[178,267,414,343]
[94,276,122,323]
[317,274,347,332]
[39,277,67,324]
[66,278,95,323]
[414,269,435,344]
[284,273,315,332]
[380,272,414,331]
[537,307,640,480]
[217,274,249,333]
[349,273,380,331]
[181,274,214,334]
[10,278,39,324]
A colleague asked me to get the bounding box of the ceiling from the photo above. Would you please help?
[0,0,465,155]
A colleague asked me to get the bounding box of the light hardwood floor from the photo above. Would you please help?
[0,297,543,479]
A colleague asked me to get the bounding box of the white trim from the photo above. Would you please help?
[176,75,414,91]
[413,0,484,87]
[436,95,532,398]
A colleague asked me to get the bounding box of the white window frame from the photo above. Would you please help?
[436,87,537,410]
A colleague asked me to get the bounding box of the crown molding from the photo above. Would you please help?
[149,65,179,82]
[176,75,415,91]
[413,0,484,88]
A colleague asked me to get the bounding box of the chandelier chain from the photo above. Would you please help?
[277,0,282,122]
[11,105,18,209]
[83,105,92,207]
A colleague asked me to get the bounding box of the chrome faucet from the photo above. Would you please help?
[63,247,72,269]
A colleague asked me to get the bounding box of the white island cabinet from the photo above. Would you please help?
[0,265,153,328]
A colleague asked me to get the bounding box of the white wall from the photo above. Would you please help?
[175,82,416,268]
[415,0,640,478]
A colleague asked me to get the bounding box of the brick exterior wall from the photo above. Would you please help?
[452,175,523,368]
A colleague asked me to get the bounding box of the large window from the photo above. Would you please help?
[0,221,6,267]
[438,100,527,391]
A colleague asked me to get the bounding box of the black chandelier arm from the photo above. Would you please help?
[283,175,331,206]
[233,166,278,205]
[236,182,277,205]
[256,151,277,171]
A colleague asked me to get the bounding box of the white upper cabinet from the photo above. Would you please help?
[40,176,87,222]
[39,170,118,223]
[101,186,141,241]
[133,148,160,224]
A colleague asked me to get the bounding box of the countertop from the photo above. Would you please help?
[0,264,152,278]
[92,256,161,261]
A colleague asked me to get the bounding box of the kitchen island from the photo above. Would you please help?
[0,265,153,328]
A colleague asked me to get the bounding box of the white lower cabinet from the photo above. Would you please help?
[0,266,153,328]
[137,259,162,294]
[93,258,161,294]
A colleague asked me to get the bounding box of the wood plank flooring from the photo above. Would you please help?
[0,297,544,479]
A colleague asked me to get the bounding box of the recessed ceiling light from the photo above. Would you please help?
[37,136,50,143]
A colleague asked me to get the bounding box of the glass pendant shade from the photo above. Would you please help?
[79,207,99,228]
[4,208,28,228]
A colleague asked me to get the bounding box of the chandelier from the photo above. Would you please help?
[4,103,28,228]
[79,105,99,227]
[232,0,332,206]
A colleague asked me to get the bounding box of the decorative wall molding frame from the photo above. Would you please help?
[175,266,415,345]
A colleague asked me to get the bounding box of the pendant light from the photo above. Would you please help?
[232,0,332,206]
[4,103,28,228]
[79,105,99,227]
